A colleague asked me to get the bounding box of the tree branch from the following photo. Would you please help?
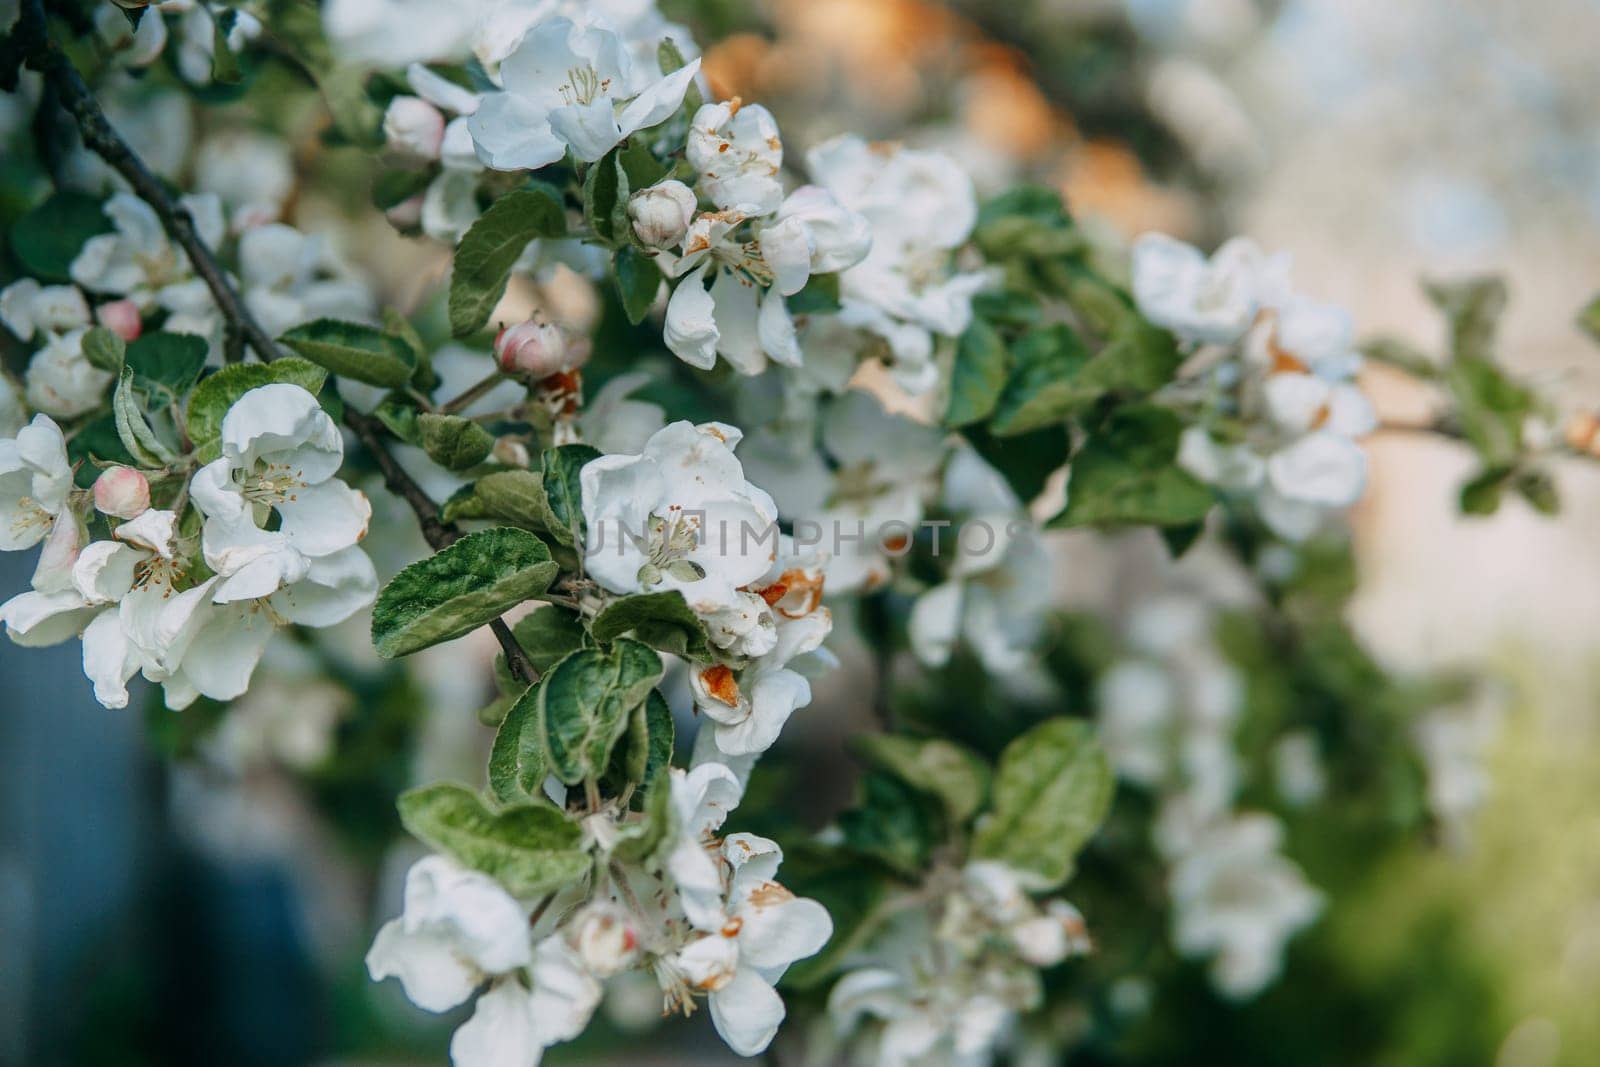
[18,0,274,364]
[17,0,540,687]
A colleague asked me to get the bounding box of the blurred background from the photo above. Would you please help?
[5,0,1600,1063]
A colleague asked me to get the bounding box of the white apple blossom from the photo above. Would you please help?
[1163,811,1322,999]
[0,278,90,341]
[806,136,989,394]
[577,370,665,455]
[384,95,447,161]
[468,15,700,171]
[687,100,784,214]
[1130,233,1286,347]
[366,854,534,1012]
[237,224,375,340]
[664,762,744,930]
[0,374,23,439]
[580,420,779,614]
[908,449,1050,674]
[25,329,115,418]
[193,129,296,232]
[0,414,73,552]
[666,833,832,1056]
[70,192,227,332]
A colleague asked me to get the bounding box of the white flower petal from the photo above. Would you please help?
[708,967,786,1057]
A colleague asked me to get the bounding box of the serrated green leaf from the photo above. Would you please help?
[851,734,990,828]
[584,147,625,245]
[614,246,662,325]
[1049,405,1213,529]
[944,319,1009,428]
[489,682,547,805]
[397,783,589,895]
[589,590,712,660]
[473,469,556,530]
[510,606,589,674]
[450,188,568,337]
[372,393,423,445]
[67,414,136,486]
[185,358,328,458]
[990,325,1092,436]
[605,688,673,800]
[837,772,941,877]
[81,327,126,373]
[971,718,1112,890]
[372,527,559,657]
[417,413,495,470]
[540,443,600,547]
[611,758,675,862]
[373,168,435,211]
[538,640,664,785]
[126,332,208,396]
[279,319,417,387]
[11,192,110,283]
[113,366,176,467]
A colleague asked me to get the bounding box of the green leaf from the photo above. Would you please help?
[614,246,662,325]
[1425,276,1507,364]
[972,288,1042,330]
[964,423,1069,505]
[971,718,1113,890]
[372,393,423,445]
[125,332,208,396]
[1078,316,1182,396]
[851,734,990,828]
[1444,357,1533,468]
[989,326,1092,436]
[316,66,384,149]
[473,469,556,530]
[1049,405,1214,529]
[616,137,669,192]
[81,327,126,373]
[210,7,243,84]
[606,687,674,798]
[509,606,589,673]
[589,591,712,660]
[1515,469,1559,515]
[373,168,435,211]
[417,413,495,470]
[538,640,664,785]
[397,783,589,896]
[944,319,1009,428]
[540,443,601,547]
[489,682,547,805]
[787,273,842,316]
[372,527,559,658]
[837,773,941,877]
[67,414,136,485]
[1580,295,1600,348]
[583,148,625,245]
[113,366,176,468]
[10,192,110,283]
[449,187,568,337]
[1458,466,1511,516]
[185,358,328,459]
[279,319,418,387]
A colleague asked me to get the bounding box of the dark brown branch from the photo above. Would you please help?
[18,0,273,364]
[17,0,540,687]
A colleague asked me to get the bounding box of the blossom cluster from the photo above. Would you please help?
[367,763,830,1061]
[1132,233,1377,541]
[0,385,376,709]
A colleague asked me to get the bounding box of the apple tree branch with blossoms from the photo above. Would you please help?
[2,1,1597,1063]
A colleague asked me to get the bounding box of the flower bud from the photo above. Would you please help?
[491,437,530,468]
[628,180,697,249]
[568,903,640,978]
[93,466,151,520]
[95,299,143,343]
[383,96,446,161]
[494,321,582,379]
[384,194,425,231]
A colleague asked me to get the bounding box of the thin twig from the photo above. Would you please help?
[439,369,510,415]
[19,0,275,364]
[16,1,540,686]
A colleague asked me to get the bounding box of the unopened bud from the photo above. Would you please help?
[385,194,425,231]
[495,321,582,379]
[492,437,530,468]
[95,299,143,343]
[628,180,697,249]
[568,903,640,978]
[383,96,446,161]
[93,466,151,519]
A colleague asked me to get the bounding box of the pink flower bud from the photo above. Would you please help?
[93,466,150,520]
[494,321,583,379]
[385,194,425,231]
[383,96,446,161]
[95,299,143,342]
